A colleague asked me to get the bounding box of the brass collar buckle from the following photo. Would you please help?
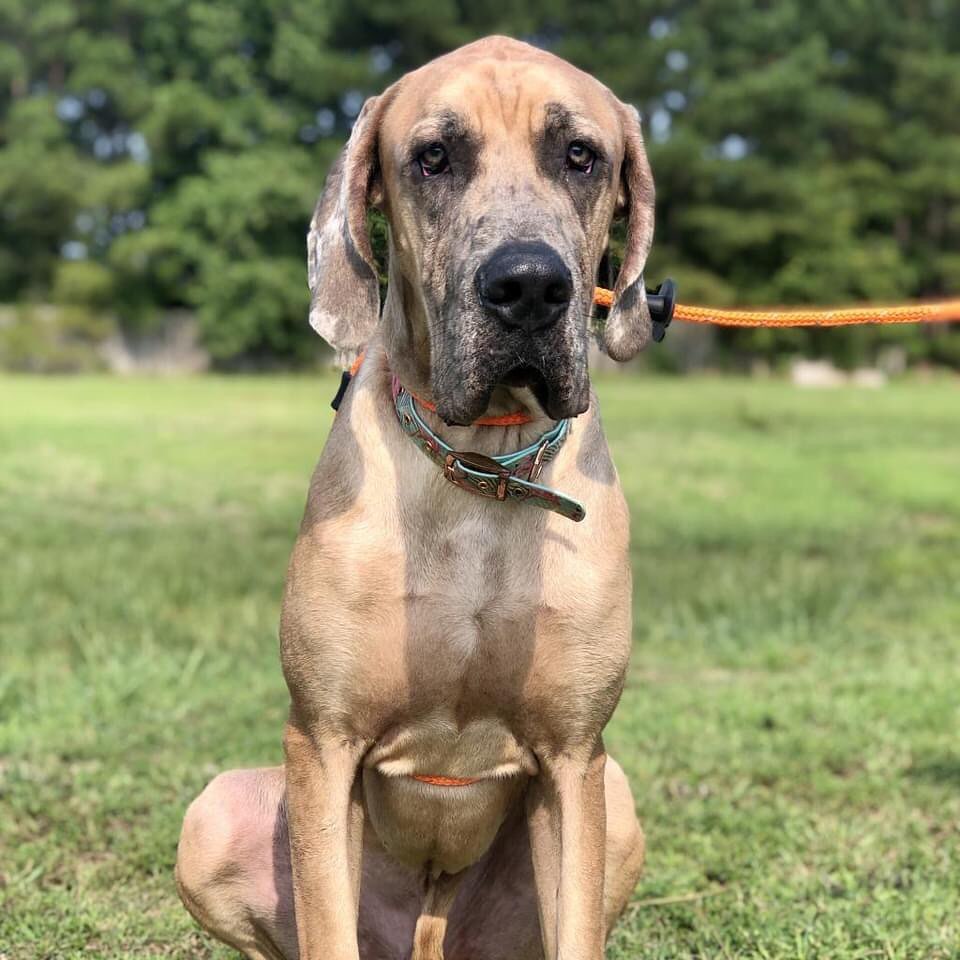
[528,440,550,483]
[444,450,512,501]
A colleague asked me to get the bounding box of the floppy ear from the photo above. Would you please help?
[307,96,385,366]
[603,103,656,361]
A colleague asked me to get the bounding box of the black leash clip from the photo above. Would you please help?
[647,278,677,343]
[330,369,353,411]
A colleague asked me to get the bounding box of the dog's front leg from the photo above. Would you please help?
[283,721,367,960]
[526,741,608,960]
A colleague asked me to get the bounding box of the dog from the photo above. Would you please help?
[176,35,656,960]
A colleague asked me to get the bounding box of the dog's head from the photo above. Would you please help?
[308,36,655,425]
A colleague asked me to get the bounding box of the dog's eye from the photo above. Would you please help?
[566,141,595,173]
[418,144,449,177]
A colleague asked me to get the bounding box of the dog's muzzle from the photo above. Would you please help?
[475,241,573,334]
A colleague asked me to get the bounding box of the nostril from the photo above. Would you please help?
[488,279,523,305]
[545,281,571,305]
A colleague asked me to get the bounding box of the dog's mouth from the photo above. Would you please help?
[499,364,550,407]
[434,351,590,425]
[432,321,591,425]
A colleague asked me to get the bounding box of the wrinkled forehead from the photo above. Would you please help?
[380,56,623,162]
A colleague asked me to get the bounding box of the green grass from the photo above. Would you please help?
[2,374,959,959]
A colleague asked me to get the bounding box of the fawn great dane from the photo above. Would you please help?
[176,35,656,960]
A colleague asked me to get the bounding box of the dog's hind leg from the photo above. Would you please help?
[176,766,425,960]
[175,758,644,960]
[176,767,298,960]
[600,757,645,930]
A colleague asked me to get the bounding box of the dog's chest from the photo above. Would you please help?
[401,507,574,657]
[284,425,631,750]
[409,514,538,652]
[385,499,631,732]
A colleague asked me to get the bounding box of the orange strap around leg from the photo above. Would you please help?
[411,774,482,787]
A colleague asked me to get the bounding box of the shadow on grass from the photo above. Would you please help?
[907,756,960,788]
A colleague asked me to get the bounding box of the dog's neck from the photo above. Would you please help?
[379,266,560,458]
[401,396,558,459]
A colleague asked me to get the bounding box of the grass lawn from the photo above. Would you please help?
[1,373,959,959]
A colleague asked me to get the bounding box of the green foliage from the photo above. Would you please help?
[0,123,86,296]
[1,375,958,956]
[0,0,957,365]
[52,260,114,309]
[0,304,112,371]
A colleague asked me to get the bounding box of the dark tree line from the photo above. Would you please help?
[1,0,958,367]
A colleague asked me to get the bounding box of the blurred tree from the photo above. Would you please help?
[0,0,956,366]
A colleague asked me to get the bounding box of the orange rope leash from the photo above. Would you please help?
[411,774,482,787]
[342,290,956,426]
[592,287,960,327]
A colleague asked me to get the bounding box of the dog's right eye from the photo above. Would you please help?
[566,141,595,174]
[418,144,449,177]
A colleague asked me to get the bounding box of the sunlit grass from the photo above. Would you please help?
[2,374,958,958]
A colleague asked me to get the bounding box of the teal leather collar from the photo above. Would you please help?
[393,384,586,523]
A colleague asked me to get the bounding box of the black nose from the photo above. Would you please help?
[476,241,573,333]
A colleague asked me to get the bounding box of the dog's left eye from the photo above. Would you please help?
[566,141,595,173]
[418,144,449,177]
